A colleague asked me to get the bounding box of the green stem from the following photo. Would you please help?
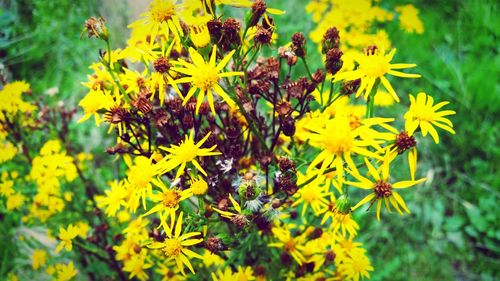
[366,78,380,118]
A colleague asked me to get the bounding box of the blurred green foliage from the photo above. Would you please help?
[1,0,498,280]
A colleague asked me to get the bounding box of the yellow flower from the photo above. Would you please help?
[334,48,421,102]
[348,151,426,221]
[305,114,394,181]
[32,249,47,270]
[6,193,24,210]
[54,261,78,281]
[268,225,307,265]
[404,92,456,143]
[190,176,208,195]
[0,142,17,164]
[55,224,79,253]
[396,4,424,34]
[160,130,221,179]
[149,212,203,275]
[337,250,374,281]
[124,155,165,212]
[123,252,153,281]
[77,89,115,125]
[142,179,192,218]
[171,45,243,114]
[292,173,331,217]
[128,0,184,45]
[211,266,256,281]
[95,180,128,217]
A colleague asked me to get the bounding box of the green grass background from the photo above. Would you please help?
[1,0,499,280]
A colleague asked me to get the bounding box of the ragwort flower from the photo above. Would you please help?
[404,92,456,143]
[171,45,243,114]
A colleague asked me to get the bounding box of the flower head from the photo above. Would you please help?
[334,48,421,102]
[171,45,243,114]
[160,130,221,179]
[149,212,203,275]
[404,92,456,143]
[55,224,79,253]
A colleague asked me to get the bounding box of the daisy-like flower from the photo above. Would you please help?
[149,212,203,275]
[211,266,256,281]
[306,114,394,181]
[55,224,79,253]
[404,92,456,143]
[268,225,308,265]
[95,180,128,217]
[337,250,374,281]
[171,45,243,114]
[320,195,360,237]
[348,151,426,221]
[160,130,221,179]
[334,47,421,102]
[125,155,165,212]
[142,179,192,218]
[292,173,331,217]
[213,194,249,228]
[128,0,184,45]
[54,261,78,281]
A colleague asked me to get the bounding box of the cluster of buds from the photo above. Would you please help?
[322,27,343,75]
[276,157,298,195]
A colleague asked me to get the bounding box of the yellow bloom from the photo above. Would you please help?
[32,249,47,270]
[128,0,184,45]
[149,212,203,275]
[334,48,421,102]
[123,252,153,281]
[55,224,79,253]
[142,179,192,217]
[6,193,24,210]
[211,266,256,281]
[292,173,331,217]
[404,92,456,143]
[337,250,374,281]
[348,151,426,221]
[396,4,424,34]
[171,45,243,114]
[124,155,165,212]
[77,89,115,125]
[268,225,307,265]
[190,176,208,195]
[55,261,78,281]
[160,130,221,179]
[95,180,128,217]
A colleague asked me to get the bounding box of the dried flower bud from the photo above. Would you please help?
[104,105,129,124]
[207,19,223,42]
[132,90,153,114]
[312,69,325,84]
[322,27,340,53]
[153,56,170,73]
[248,0,267,27]
[205,237,223,254]
[325,48,343,75]
[278,157,296,172]
[222,18,241,50]
[276,100,292,116]
[83,16,108,41]
[254,26,272,46]
[281,116,296,137]
[291,32,306,57]
[393,131,417,154]
[363,45,378,55]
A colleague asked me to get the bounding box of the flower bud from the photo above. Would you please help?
[335,194,352,214]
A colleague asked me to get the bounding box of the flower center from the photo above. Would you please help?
[374,181,392,198]
[323,119,353,155]
[162,189,181,208]
[176,139,198,162]
[149,0,175,23]
[162,238,182,257]
[411,105,435,122]
[192,64,219,91]
[284,239,296,252]
[301,188,319,203]
[360,53,390,78]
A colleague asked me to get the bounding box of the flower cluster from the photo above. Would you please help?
[0,1,456,280]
